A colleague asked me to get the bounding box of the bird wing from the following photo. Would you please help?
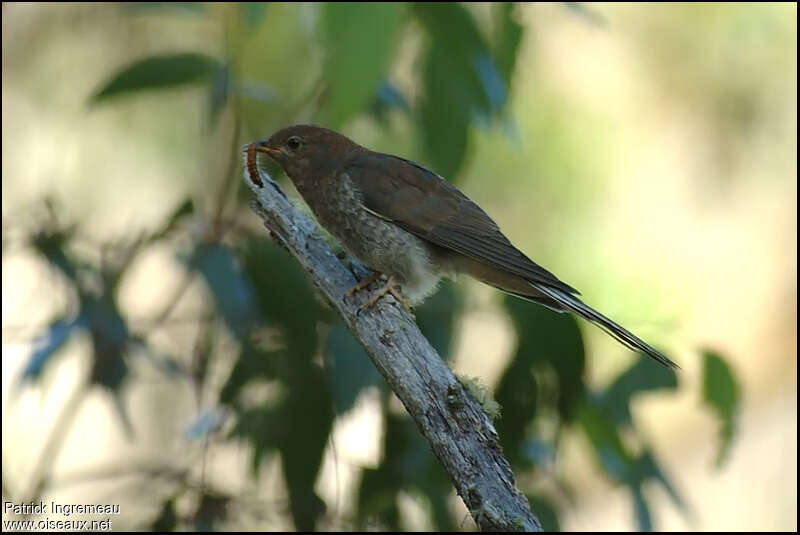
[344,151,579,295]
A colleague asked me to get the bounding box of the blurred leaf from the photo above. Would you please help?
[358,411,453,530]
[601,357,678,428]
[325,324,382,415]
[494,358,538,466]
[370,80,411,125]
[702,349,740,468]
[493,2,524,86]
[636,449,686,512]
[578,399,633,482]
[414,2,506,114]
[357,466,400,530]
[318,2,405,128]
[193,492,229,532]
[30,225,78,281]
[237,237,333,530]
[130,336,188,378]
[241,238,329,353]
[219,342,279,405]
[91,53,222,103]
[84,293,131,391]
[389,413,454,530]
[184,407,227,441]
[207,62,231,126]
[240,2,268,29]
[20,314,87,383]
[149,199,194,242]
[151,498,178,532]
[581,396,687,528]
[415,280,462,359]
[280,376,332,531]
[418,43,471,179]
[230,403,282,471]
[562,2,606,26]
[630,485,652,532]
[235,81,277,104]
[504,296,586,422]
[186,243,260,339]
[474,50,507,111]
[526,495,560,532]
[520,436,556,467]
[415,3,485,178]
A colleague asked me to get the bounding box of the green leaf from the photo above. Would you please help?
[493,3,524,86]
[635,449,686,512]
[418,43,471,179]
[280,371,332,531]
[581,395,688,528]
[186,244,260,339]
[230,404,282,472]
[220,342,279,405]
[601,357,678,427]
[358,411,454,530]
[149,199,194,242]
[91,53,222,103]
[318,2,405,128]
[30,225,78,281]
[237,237,333,530]
[415,280,462,359]
[525,495,560,532]
[240,238,329,353]
[193,492,229,532]
[414,3,516,179]
[357,467,401,530]
[562,2,606,26]
[415,3,489,179]
[370,80,411,125]
[207,62,231,126]
[630,485,652,532]
[578,399,633,482]
[84,294,132,391]
[494,358,538,465]
[702,349,740,468]
[504,296,586,421]
[150,498,178,532]
[325,323,382,414]
[21,314,87,383]
[415,2,506,115]
[240,2,268,29]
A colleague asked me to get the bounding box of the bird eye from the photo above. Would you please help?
[287,136,302,150]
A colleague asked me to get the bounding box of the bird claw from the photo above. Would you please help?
[358,278,413,314]
[345,271,382,297]
[344,272,413,314]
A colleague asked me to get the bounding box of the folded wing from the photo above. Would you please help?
[344,151,579,296]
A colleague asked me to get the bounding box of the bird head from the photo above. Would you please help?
[255,125,361,184]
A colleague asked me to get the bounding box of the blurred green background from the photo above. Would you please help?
[1,2,796,531]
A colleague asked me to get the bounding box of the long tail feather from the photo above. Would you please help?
[533,284,679,369]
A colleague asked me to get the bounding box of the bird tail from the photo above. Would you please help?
[532,284,679,369]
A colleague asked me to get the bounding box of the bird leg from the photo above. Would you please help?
[345,270,382,297]
[359,275,412,313]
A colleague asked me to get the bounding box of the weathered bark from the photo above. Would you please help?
[244,159,542,532]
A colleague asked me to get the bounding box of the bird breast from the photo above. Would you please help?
[296,171,443,304]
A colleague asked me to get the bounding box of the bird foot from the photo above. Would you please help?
[345,271,382,297]
[358,276,413,313]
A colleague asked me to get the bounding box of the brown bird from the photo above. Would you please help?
[254,125,677,369]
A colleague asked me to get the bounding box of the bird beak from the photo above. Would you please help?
[254,142,284,159]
